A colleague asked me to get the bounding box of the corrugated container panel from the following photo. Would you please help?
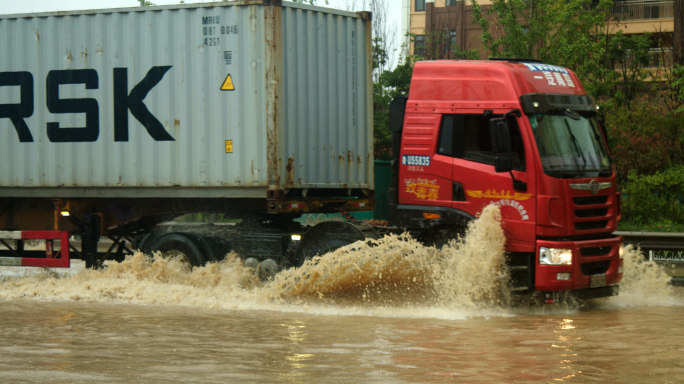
[281,4,373,189]
[0,1,372,198]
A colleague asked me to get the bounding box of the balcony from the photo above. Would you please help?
[622,48,674,69]
[616,48,673,80]
[610,1,674,22]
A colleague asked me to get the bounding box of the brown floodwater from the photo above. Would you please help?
[1,206,682,383]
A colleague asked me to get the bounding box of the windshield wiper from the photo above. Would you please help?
[563,118,587,172]
[589,120,611,160]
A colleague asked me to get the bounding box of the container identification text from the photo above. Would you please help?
[402,155,431,167]
[0,66,174,143]
[201,16,237,48]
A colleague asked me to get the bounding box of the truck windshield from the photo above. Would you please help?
[529,111,612,178]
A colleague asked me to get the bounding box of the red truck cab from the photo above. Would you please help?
[388,60,623,302]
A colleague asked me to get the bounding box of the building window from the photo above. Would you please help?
[415,0,425,12]
[449,30,457,47]
[446,0,457,6]
[414,35,425,57]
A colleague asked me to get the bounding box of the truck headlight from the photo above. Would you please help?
[619,245,624,259]
[540,247,572,265]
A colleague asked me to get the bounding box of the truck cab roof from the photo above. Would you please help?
[408,60,587,106]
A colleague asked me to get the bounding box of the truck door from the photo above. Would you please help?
[436,112,536,245]
[399,114,455,210]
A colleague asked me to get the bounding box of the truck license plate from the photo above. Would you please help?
[590,274,606,288]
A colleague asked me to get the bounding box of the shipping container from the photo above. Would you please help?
[0,0,373,198]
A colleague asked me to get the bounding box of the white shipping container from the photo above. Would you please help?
[0,0,373,198]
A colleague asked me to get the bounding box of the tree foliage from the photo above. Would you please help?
[471,0,611,66]
[604,101,683,183]
[373,56,414,160]
[367,0,396,81]
[593,31,654,103]
[663,65,684,114]
[621,166,684,227]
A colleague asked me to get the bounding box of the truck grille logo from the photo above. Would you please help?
[569,180,612,195]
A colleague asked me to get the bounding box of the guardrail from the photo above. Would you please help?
[616,231,684,286]
[616,231,684,253]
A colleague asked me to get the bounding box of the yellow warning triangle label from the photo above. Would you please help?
[220,74,235,91]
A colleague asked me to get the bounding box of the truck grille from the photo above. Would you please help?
[572,193,611,231]
[581,260,611,276]
[575,221,608,230]
[573,196,608,205]
[580,246,612,257]
[575,208,608,218]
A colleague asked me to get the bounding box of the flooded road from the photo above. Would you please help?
[1,207,682,383]
[1,297,683,384]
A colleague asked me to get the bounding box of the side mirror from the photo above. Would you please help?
[494,157,512,173]
[490,118,511,153]
[389,97,408,172]
[389,97,407,133]
[490,118,512,173]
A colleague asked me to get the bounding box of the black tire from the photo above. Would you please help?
[296,238,352,267]
[294,221,374,267]
[420,225,466,249]
[149,233,209,267]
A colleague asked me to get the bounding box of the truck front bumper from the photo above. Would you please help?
[535,236,623,292]
[539,285,619,304]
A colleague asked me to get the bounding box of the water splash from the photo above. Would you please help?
[0,252,263,309]
[0,205,680,317]
[605,245,680,307]
[433,205,509,307]
[265,205,509,310]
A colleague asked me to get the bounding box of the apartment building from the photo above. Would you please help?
[407,0,677,67]
[608,0,675,68]
[407,0,494,59]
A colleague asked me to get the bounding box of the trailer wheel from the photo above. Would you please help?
[295,221,377,267]
[149,233,209,267]
[419,225,467,249]
[298,238,353,266]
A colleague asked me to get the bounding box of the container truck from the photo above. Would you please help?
[0,0,622,303]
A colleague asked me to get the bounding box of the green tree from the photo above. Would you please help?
[602,31,653,104]
[661,64,684,114]
[471,0,612,93]
[373,56,414,159]
[543,0,612,85]
[338,0,402,156]
[604,101,677,182]
[621,166,684,227]
[471,0,552,59]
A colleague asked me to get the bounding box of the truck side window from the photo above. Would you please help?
[437,115,465,158]
[437,114,525,171]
